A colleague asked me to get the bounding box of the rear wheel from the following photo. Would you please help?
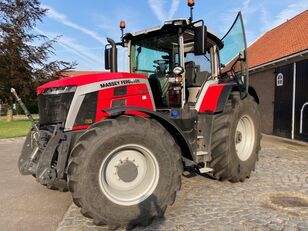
[68,116,182,229]
[209,92,261,182]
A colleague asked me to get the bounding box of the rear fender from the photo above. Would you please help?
[196,81,235,113]
[248,86,259,104]
[196,81,259,114]
[230,85,260,104]
[104,106,194,161]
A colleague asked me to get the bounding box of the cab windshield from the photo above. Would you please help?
[130,33,179,108]
[130,33,180,77]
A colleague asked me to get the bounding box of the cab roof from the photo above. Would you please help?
[123,18,223,49]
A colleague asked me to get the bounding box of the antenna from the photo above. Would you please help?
[188,0,195,23]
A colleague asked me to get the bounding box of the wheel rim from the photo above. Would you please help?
[99,144,160,206]
[235,115,255,161]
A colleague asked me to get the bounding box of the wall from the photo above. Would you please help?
[294,59,308,141]
[249,69,275,134]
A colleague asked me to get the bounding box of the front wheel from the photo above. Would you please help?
[67,116,182,229]
[209,92,261,182]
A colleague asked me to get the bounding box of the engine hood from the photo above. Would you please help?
[37,72,147,95]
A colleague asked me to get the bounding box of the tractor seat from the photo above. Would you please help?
[185,61,196,87]
[185,61,210,87]
[185,61,211,103]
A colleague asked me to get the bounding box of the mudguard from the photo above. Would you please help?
[104,106,194,160]
[196,82,235,113]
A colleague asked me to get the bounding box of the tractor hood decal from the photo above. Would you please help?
[37,72,147,95]
[100,79,141,88]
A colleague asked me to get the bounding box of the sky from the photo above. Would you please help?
[37,0,308,71]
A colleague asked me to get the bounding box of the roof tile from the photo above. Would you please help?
[248,10,308,69]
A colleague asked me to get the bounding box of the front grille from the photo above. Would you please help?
[74,92,98,126]
[38,92,75,125]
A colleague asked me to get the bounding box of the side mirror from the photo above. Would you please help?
[194,25,207,55]
[104,48,112,70]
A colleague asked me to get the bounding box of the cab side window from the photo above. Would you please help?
[185,52,211,87]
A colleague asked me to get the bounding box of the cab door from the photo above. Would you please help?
[220,12,249,92]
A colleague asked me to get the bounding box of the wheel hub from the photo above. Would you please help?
[235,131,243,144]
[116,160,138,182]
[99,144,160,206]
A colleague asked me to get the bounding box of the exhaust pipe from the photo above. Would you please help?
[106,38,118,72]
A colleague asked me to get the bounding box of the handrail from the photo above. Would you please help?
[300,102,308,134]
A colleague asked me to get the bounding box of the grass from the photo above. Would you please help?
[0,115,38,139]
[0,120,31,139]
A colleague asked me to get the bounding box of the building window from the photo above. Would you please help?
[276,73,284,86]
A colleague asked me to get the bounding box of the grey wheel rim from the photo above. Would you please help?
[235,115,255,161]
[99,144,160,206]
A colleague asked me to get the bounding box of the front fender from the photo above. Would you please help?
[104,106,194,161]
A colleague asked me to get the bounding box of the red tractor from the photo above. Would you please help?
[15,1,260,229]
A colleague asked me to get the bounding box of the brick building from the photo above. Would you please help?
[248,10,308,141]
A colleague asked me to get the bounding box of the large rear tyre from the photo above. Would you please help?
[68,116,182,229]
[209,92,261,182]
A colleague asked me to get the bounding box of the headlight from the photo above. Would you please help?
[42,86,77,95]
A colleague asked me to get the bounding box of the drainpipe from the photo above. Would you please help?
[291,62,296,140]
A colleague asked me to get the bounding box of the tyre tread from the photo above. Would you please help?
[67,115,183,229]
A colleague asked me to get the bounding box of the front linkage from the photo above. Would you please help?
[12,88,70,188]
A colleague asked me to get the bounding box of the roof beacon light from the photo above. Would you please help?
[188,0,195,22]
[120,20,126,29]
[188,0,195,7]
[119,20,126,44]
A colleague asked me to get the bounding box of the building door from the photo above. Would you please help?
[273,64,293,138]
[295,59,308,141]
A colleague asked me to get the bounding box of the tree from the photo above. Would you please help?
[0,0,76,121]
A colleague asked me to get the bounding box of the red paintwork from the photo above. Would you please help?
[72,83,153,131]
[72,125,90,131]
[38,71,228,130]
[95,83,154,121]
[37,72,147,95]
[71,83,153,131]
[199,84,224,112]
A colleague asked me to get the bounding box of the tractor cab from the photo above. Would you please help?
[125,19,223,109]
[105,6,249,112]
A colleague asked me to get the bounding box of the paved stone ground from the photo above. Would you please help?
[57,136,308,231]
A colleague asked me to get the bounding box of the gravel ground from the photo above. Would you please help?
[55,135,308,231]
